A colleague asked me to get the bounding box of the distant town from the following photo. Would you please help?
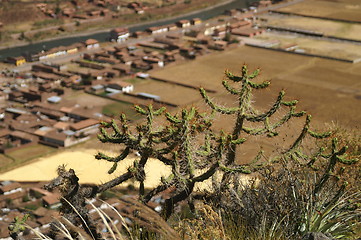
[1,0,361,237]
[0,1,271,151]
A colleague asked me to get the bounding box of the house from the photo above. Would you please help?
[42,193,61,209]
[77,60,105,70]
[231,28,265,38]
[138,42,168,50]
[0,181,22,194]
[65,44,79,54]
[258,0,272,7]
[166,24,178,31]
[69,75,82,84]
[176,19,191,28]
[143,56,164,67]
[132,31,148,38]
[91,84,104,94]
[54,121,70,131]
[154,37,181,50]
[191,18,202,25]
[132,60,152,71]
[101,69,119,78]
[135,72,149,79]
[88,10,102,17]
[44,46,68,59]
[41,130,71,147]
[229,20,251,30]
[43,62,67,71]
[47,96,62,104]
[213,26,228,38]
[110,27,130,42]
[164,50,182,62]
[8,91,27,103]
[18,88,42,102]
[62,7,75,17]
[70,118,100,135]
[0,181,24,203]
[106,82,134,93]
[127,2,145,14]
[112,63,132,75]
[204,22,228,36]
[94,56,119,65]
[210,40,228,50]
[6,56,26,66]
[146,26,168,35]
[118,54,138,65]
[84,39,100,49]
[32,64,54,73]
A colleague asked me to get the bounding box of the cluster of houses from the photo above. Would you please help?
[34,0,180,23]
[7,6,263,67]
[0,59,109,149]
[35,0,139,20]
[0,103,101,149]
[0,180,177,239]
[6,40,95,66]
[0,5,268,154]
[0,180,61,239]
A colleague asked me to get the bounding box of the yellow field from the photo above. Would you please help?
[0,149,171,188]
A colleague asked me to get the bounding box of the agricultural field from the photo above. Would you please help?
[151,45,361,129]
[0,144,56,173]
[131,78,201,106]
[254,32,361,61]
[275,0,361,22]
[259,14,361,41]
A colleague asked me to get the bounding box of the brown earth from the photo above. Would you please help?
[254,32,361,60]
[151,45,361,129]
[260,15,361,40]
[275,0,361,22]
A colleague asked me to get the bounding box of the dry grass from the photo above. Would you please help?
[133,79,201,106]
[4,144,55,161]
[151,45,361,129]
[276,0,361,22]
[255,32,361,60]
[261,15,361,40]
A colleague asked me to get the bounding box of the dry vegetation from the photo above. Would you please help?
[151,46,361,129]
[261,14,361,40]
[275,0,361,22]
[132,79,201,106]
[254,32,361,60]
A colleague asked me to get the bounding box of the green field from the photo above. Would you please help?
[0,144,56,173]
[102,101,142,121]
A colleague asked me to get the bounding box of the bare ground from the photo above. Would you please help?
[151,45,361,129]
[275,0,361,22]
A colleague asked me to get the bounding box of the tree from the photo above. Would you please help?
[44,65,357,238]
